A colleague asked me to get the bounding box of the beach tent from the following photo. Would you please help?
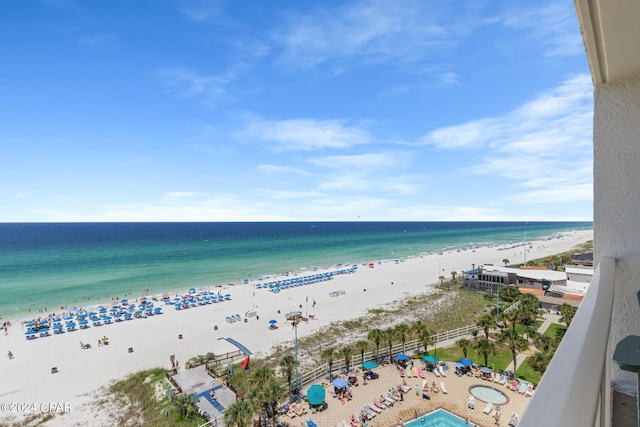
[307,384,326,406]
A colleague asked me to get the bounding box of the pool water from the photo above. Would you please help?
[469,385,509,405]
[405,408,469,426]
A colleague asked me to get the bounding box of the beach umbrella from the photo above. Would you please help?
[423,355,439,363]
[89,312,97,316]
[307,384,326,406]
[332,378,348,389]
[454,362,464,368]
[79,320,89,325]
[64,316,74,321]
[52,318,62,323]
[67,322,76,328]
[53,324,63,330]
[121,299,128,303]
[480,367,493,374]
[25,330,36,335]
[109,308,118,312]
[395,354,409,361]
[103,315,112,320]
[25,322,36,328]
[460,358,473,367]
[269,319,277,324]
[362,361,378,370]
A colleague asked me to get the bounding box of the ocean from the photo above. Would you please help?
[0,222,592,320]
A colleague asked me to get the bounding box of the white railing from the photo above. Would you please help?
[520,257,615,427]
[296,324,478,388]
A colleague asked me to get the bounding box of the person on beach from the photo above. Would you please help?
[7,351,14,359]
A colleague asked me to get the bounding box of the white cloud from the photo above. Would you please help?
[502,3,584,57]
[256,165,313,176]
[155,68,236,106]
[246,118,370,151]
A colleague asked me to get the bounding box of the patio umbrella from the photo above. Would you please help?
[395,354,409,361]
[460,358,473,367]
[362,361,378,370]
[480,367,493,374]
[454,362,464,368]
[332,378,348,388]
[423,355,439,363]
[307,384,326,406]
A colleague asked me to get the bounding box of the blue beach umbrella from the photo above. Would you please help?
[480,367,493,374]
[307,384,326,406]
[459,358,473,367]
[25,330,36,335]
[395,354,409,361]
[362,361,378,370]
[332,378,349,388]
[269,319,277,324]
[423,355,439,363]
[121,299,128,303]
[64,316,73,321]
[79,320,89,325]
[25,322,36,328]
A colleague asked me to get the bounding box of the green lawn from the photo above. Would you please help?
[516,357,542,385]
[543,323,567,338]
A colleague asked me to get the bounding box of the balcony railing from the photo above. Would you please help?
[520,257,615,427]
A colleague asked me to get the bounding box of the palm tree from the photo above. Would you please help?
[261,378,287,426]
[172,393,193,419]
[449,271,457,289]
[559,303,577,327]
[339,345,354,373]
[251,366,275,389]
[473,338,497,367]
[503,258,510,266]
[279,354,298,402]
[498,328,530,373]
[411,319,426,337]
[438,275,446,287]
[477,313,496,339]
[456,338,471,359]
[224,399,256,427]
[321,346,336,380]
[471,329,479,341]
[528,351,552,375]
[354,340,369,365]
[418,328,434,354]
[367,328,384,363]
[394,323,410,354]
[384,327,396,361]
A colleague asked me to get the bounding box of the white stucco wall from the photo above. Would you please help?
[595,75,640,395]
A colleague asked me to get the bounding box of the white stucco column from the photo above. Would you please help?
[595,75,640,395]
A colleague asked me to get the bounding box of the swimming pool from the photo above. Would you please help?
[468,384,509,405]
[405,408,469,426]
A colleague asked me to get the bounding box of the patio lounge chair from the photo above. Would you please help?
[440,381,448,394]
[494,373,503,383]
[368,402,381,413]
[468,396,475,409]
[499,374,506,385]
[483,402,493,414]
[438,365,447,377]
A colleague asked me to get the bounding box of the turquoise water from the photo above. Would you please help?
[405,408,469,426]
[0,222,591,320]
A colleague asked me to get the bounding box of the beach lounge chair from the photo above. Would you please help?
[368,402,382,413]
[440,381,448,394]
[517,382,528,394]
[286,408,297,418]
[399,368,405,377]
[494,373,502,383]
[383,395,395,406]
[362,405,376,418]
[483,402,493,414]
[434,367,441,377]
[373,398,386,409]
[438,365,447,377]
[468,396,475,409]
[405,368,412,378]
[499,374,506,385]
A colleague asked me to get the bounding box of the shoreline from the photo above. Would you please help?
[0,229,592,426]
[2,229,590,327]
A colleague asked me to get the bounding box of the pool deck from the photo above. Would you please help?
[277,363,531,427]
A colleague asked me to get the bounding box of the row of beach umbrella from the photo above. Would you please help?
[256,268,357,291]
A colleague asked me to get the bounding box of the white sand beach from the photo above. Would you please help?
[0,229,592,426]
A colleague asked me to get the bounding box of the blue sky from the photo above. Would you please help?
[0,0,593,222]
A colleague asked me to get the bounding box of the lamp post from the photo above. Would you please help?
[287,311,308,393]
